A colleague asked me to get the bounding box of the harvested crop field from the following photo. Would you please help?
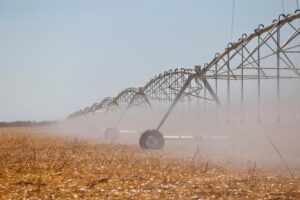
[0,128,299,199]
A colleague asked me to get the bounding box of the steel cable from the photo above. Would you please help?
[281,0,286,13]
[230,0,236,42]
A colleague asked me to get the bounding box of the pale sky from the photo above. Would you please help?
[0,0,298,121]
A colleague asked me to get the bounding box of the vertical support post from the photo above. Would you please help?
[159,78,162,110]
[276,26,281,122]
[195,75,201,120]
[241,42,244,123]
[187,78,192,126]
[215,62,218,122]
[227,51,231,122]
[257,36,261,123]
[202,80,207,122]
[204,82,207,111]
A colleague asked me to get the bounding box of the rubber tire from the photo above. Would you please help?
[139,129,165,150]
[104,128,120,142]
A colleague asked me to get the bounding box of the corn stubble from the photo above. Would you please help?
[0,128,299,199]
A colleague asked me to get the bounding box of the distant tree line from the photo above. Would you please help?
[0,121,58,127]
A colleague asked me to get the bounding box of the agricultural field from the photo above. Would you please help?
[0,128,299,199]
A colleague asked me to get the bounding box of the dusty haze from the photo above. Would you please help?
[48,98,300,176]
[47,79,300,175]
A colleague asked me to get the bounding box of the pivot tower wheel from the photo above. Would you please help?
[104,128,120,142]
[139,129,165,150]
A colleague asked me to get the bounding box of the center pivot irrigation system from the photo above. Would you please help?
[68,10,300,149]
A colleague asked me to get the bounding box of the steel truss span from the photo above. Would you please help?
[67,10,300,148]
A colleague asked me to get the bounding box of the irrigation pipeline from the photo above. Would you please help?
[68,10,300,119]
[202,11,300,75]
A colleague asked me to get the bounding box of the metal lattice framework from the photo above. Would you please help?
[67,10,300,121]
[142,68,204,105]
[67,69,205,118]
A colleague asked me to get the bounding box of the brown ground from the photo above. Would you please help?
[0,128,299,199]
